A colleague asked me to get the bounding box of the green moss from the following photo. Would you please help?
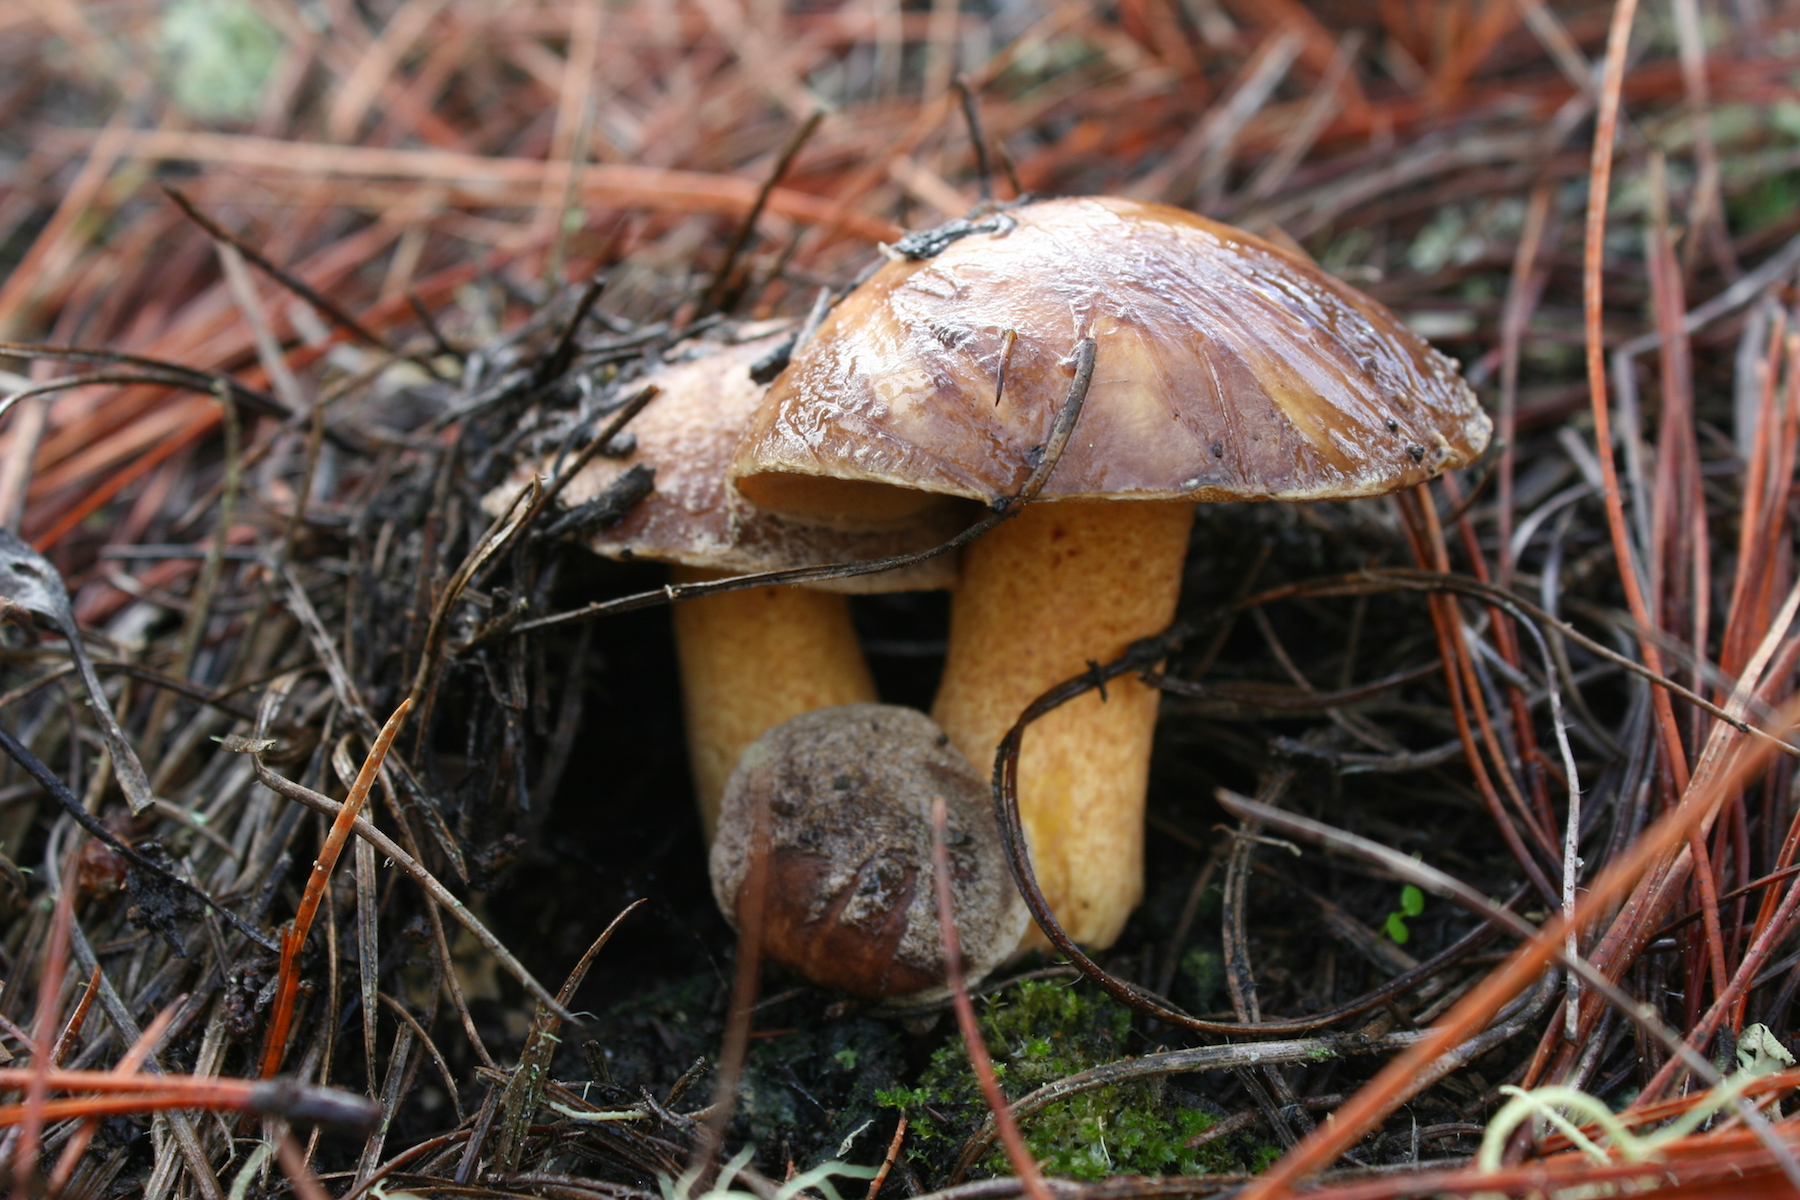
[158,0,281,124]
[880,981,1268,1181]
[1731,172,1800,235]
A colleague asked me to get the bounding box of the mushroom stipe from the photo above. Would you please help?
[933,498,1195,947]
[671,565,874,831]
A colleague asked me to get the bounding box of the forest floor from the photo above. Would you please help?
[4,2,1800,1198]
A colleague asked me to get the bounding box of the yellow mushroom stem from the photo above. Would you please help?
[670,566,877,837]
[931,499,1195,950]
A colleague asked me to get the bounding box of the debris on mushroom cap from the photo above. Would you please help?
[485,331,966,592]
[731,196,1491,526]
[710,704,1028,1002]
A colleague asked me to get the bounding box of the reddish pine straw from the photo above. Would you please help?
[257,698,411,1078]
[1237,688,1800,1198]
[1230,1,1789,1144]
[44,1001,183,1193]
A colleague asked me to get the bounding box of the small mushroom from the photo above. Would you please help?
[710,704,1027,1002]
[489,332,966,833]
[731,197,1490,948]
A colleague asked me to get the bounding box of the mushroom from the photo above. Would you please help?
[730,197,1490,948]
[710,703,1028,1001]
[491,331,965,833]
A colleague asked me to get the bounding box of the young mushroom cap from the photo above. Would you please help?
[710,704,1028,1002]
[728,197,1490,949]
[489,332,965,833]
[536,331,964,589]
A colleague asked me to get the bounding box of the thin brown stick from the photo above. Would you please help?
[161,185,399,355]
[10,883,72,1198]
[1400,488,1560,902]
[1720,320,1790,695]
[688,759,769,1181]
[866,1116,908,1200]
[47,965,96,1066]
[1642,861,1800,1101]
[276,1126,333,1200]
[931,796,1050,1200]
[103,130,901,241]
[143,378,239,772]
[1236,569,1800,762]
[1686,827,1731,1028]
[491,899,645,1171]
[1496,177,1550,591]
[258,698,411,1078]
[1579,0,1687,794]
[248,756,573,1020]
[698,109,823,316]
[0,1071,376,1127]
[0,343,286,421]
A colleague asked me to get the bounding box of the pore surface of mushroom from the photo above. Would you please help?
[488,332,965,833]
[731,196,1490,948]
[710,704,1027,1002]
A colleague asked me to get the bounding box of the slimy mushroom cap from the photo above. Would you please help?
[496,331,964,591]
[732,195,1489,522]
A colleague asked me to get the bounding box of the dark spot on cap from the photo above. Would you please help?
[1209,442,1224,458]
[832,774,853,790]
[935,732,949,747]
[1386,419,1400,433]
[1407,445,1425,463]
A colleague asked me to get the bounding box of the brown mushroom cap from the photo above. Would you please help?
[710,704,1028,1002]
[491,331,964,591]
[731,196,1490,523]
[487,334,973,835]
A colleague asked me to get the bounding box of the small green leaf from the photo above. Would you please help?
[1383,912,1411,944]
[1401,885,1425,917]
